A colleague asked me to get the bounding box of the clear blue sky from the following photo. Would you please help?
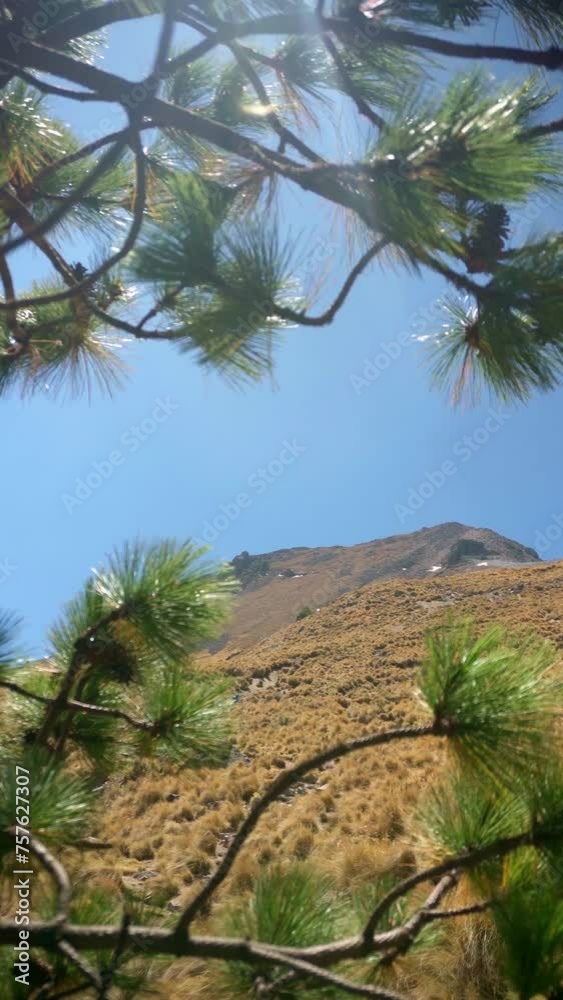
[3,11,563,654]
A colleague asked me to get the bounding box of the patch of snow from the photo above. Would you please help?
[428,565,442,573]
[477,561,488,567]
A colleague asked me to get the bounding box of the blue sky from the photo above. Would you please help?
[3,10,563,654]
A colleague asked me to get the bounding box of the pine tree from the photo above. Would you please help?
[1,1,563,402]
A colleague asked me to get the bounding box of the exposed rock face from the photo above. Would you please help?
[219,524,540,650]
[446,538,493,567]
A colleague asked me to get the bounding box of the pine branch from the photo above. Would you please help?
[362,833,531,942]
[4,831,72,925]
[153,1,179,81]
[26,130,132,195]
[163,14,563,75]
[0,131,129,258]
[376,874,458,967]
[322,34,385,129]
[0,187,80,288]
[0,826,554,973]
[225,39,325,163]
[245,943,408,999]
[0,251,21,341]
[0,133,147,309]
[0,678,156,733]
[36,606,132,746]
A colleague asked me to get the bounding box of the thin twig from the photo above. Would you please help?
[0,137,128,259]
[275,240,387,327]
[27,130,131,194]
[58,940,103,992]
[98,912,131,999]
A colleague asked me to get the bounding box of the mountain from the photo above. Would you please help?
[220,523,539,650]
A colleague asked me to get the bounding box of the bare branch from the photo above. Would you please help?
[162,14,563,74]
[425,898,494,921]
[275,240,387,327]
[174,723,440,934]
[58,940,103,992]
[248,942,408,999]
[363,833,530,942]
[376,874,458,968]
[152,0,179,81]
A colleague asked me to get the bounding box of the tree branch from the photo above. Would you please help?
[57,940,103,993]
[0,133,129,258]
[247,943,408,999]
[322,34,385,130]
[36,605,134,745]
[274,240,387,327]
[363,833,531,942]
[152,0,178,81]
[0,678,156,732]
[0,61,101,101]
[174,723,440,934]
[0,131,147,310]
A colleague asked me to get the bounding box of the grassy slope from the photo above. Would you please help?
[77,560,563,995]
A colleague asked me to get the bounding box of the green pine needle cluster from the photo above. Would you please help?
[131,173,300,381]
[0,750,95,855]
[417,619,561,781]
[215,863,344,997]
[428,236,563,404]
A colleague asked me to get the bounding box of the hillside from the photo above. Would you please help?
[90,557,563,997]
[221,522,540,649]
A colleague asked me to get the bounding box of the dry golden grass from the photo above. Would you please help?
[48,561,563,994]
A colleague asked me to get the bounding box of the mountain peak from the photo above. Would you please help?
[222,523,539,650]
